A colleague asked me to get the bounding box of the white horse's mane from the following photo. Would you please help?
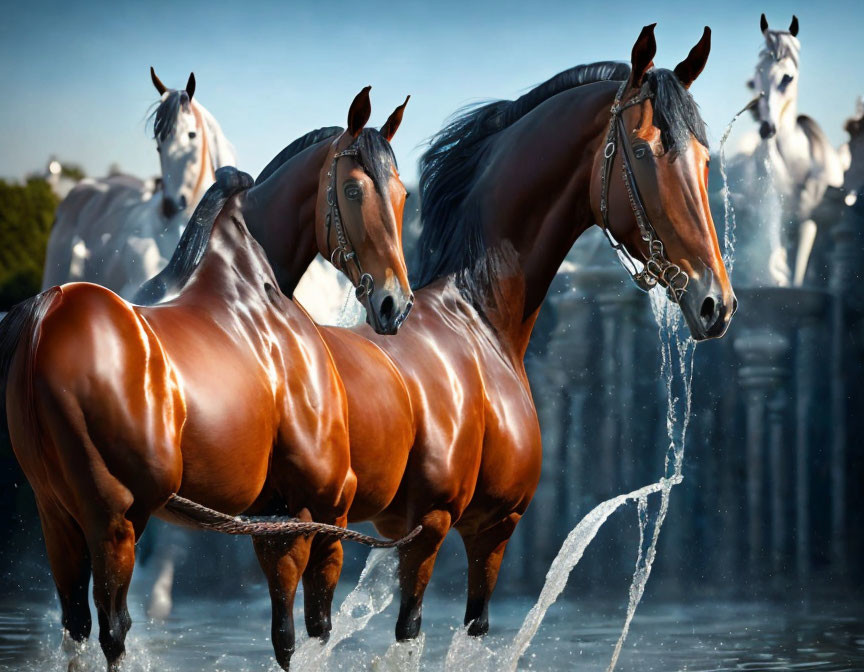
[759,30,800,67]
[193,99,237,170]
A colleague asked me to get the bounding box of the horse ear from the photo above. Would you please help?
[380,95,410,142]
[789,15,799,37]
[185,73,196,101]
[630,23,657,89]
[150,67,167,95]
[673,27,711,89]
[760,13,769,34]
[347,86,372,138]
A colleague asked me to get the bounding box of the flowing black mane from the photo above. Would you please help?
[133,167,253,305]
[255,127,343,185]
[255,126,398,195]
[414,62,708,293]
[150,90,191,142]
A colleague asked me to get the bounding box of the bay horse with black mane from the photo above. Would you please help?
[247,23,735,646]
[0,88,415,671]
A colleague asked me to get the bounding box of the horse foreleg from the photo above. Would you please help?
[459,513,520,636]
[36,497,92,645]
[253,531,313,670]
[88,514,136,672]
[301,532,344,640]
[793,218,818,286]
[395,509,451,641]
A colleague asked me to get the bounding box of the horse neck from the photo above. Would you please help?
[195,101,236,168]
[186,197,282,309]
[242,140,330,297]
[468,82,615,354]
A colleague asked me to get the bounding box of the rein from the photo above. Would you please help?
[325,147,375,302]
[599,80,688,303]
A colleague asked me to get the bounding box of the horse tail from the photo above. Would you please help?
[163,493,421,548]
[0,287,63,439]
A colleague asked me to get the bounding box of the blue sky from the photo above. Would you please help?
[1,0,861,185]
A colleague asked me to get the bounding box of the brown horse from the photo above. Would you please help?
[251,24,735,645]
[0,90,414,671]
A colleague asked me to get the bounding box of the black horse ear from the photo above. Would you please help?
[789,15,799,36]
[348,86,372,138]
[185,73,196,100]
[630,23,657,88]
[674,27,711,89]
[380,95,410,142]
[760,13,769,33]
[151,67,167,95]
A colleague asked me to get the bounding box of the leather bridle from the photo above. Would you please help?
[325,146,375,302]
[599,80,689,303]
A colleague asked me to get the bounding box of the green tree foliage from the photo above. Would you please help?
[0,178,58,310]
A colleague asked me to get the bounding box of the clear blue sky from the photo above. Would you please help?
[1,0,861,185]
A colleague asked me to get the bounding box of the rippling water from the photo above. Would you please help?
[1,578,861,671]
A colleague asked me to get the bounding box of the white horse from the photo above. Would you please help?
[41,69,236,299]
[842,97,864,199]
[736,14,846,285]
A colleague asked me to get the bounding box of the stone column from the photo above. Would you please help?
[734,292,791,583]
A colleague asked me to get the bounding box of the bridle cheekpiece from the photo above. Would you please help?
[599,80,689,303]
[325,146,375,302]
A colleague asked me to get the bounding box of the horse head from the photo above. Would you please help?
[150,68,234,219]
[314,87,414,335]
[748,14,801,140]
[597,24,736,340]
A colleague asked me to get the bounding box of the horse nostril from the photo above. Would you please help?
[759,121,775,139]
[380,295,395,323]
[700,296,716,326]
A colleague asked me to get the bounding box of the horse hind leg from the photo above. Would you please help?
[36,497,92,645]
[87,514,137,671]
[459,512,520,636]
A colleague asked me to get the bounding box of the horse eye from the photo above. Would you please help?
[405,190,412,200]
[778,74,794,92]
[188,131,197,139]
[746,79,756,89]
[156,146,161,153]
[633,144,652,160]
[344,183,362,201]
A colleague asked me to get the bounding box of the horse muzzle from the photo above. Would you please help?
[365,290,414,335]
[759,120,777,139]
[679,270,737,341]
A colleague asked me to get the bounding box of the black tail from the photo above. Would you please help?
[164,493,421,548]
[0,288,63,431]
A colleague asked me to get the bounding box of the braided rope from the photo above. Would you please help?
[164,494,421,548]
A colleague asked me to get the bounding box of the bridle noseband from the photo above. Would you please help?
[326,146,375,302]
[599,80,689,303]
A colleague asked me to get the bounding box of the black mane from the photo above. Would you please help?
[255,126,343,185]
[255,126,398,195]
[415,62,708,292]
[150,90,190,142]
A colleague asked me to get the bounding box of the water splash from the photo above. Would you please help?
[718,105,751,273]
[292,549,398,671]
[373,634,426,672]
[605,290,695,672]
[442,289,696,672]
